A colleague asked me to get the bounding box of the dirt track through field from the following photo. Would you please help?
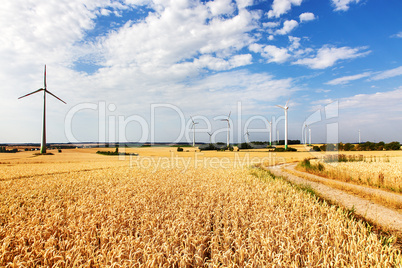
[266,163,402,235]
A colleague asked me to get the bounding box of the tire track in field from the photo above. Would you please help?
[265,163,402,235]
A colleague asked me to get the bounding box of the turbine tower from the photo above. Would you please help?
[18,65,66,154]
[304,123,308,145]
[221,111,231,147]
[267,120,272,146]
[276,99,289,150]
[277,130,279,145]
[358,129,361,144]
[244,130,250,143]
[309,127,311,146]
[190,116,199,147]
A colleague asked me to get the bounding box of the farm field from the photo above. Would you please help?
[298,152,402,193]
[1,148,401,266]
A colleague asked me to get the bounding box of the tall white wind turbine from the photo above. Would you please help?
[18,65,66,154]
[276,99,289,150]
[267,120,272,146]
[221,111,231,147]
[190,116,199,147]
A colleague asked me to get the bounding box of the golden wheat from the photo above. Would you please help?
[1,156,400,266]
[323,159,402,192]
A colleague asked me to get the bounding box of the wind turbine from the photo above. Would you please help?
[190,116,199,147]
[358,129,361,144]
[221,111,231,147]
[18,65,66,154]
[304,123,308,145]
[276,99,289,150]
[244,130,250,143]
[277,130,279,145]
[267,120,272,146]
[207,132,213,144]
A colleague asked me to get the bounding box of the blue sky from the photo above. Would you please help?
[1,0,402,144]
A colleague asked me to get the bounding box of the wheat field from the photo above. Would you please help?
[0,149,401,266]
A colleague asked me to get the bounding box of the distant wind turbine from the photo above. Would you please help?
[267,120,272,146]
[277,130,279,145]
[221,111,231,147]
[207,132,213,144]
[276,99,290,150]
[18,65,66,154]
[190,116,199,147]
[304,123,308,145]
[358,129,361,144]
[244,130,250,143]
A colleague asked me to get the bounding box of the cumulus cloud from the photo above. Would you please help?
[267,0,303,18]
[275,20,299,35]
[331,0,360,11]
[288,36,301,51]
[326,72,372,85]
[370,66,402,81]
[293,45,371,69]
[253,45,290,63]
[299,12,315,22]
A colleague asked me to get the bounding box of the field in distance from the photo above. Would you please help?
[0,147,401,266]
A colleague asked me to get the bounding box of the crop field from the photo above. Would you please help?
[1,148,401,266]
[310,154,402,193]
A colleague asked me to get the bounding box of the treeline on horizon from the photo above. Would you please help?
[312,141,401,152]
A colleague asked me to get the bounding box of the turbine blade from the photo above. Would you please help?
[276,105,284,109]
[46,90,67,104]
[228,111,231,118]
[285,98,290,107]
[18,88,44,99]
[190,116,194,123]
[220,119,227,121]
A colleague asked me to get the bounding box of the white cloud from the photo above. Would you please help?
[267,0,303,18]
[263,22,280,28]
[263,45,291,63]
[207,0,235,16]
[370,66,402,81]
[331,0,360,12]
[338,88,402,112]
[293,45,371,69]
[275,20,299,35]
[391,32,402,38]
[250,44,290,63]
[288,36,301,51]
[299,12,315,22]
[326,72,371,85]
[195,54,252,71]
